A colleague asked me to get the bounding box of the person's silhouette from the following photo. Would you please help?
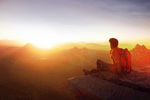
[83,38,132,76]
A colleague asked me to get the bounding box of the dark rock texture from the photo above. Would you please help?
[69,71,150,100]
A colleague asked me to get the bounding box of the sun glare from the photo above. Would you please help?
[30,40,57,49]
[24,34,60,49]
[32,43,53,49]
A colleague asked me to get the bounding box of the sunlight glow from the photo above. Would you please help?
[30,39,56,49]
[25,34,63,49]
[3,22,66,49]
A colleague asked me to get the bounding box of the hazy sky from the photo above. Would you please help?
[0,0,150,47]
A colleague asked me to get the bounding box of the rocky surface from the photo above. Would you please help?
[69,71,150,100]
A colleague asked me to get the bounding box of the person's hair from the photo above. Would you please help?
[109,38,118,48]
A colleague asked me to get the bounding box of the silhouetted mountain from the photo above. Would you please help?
[23,43,35,49]
[55,42,137,51]
[131,44,150,67]
[10,43,42,61]
[0,40,24,46]
[132,44,148,51]
[55,42,109,50]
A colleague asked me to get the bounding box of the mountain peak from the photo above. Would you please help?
[133,44,147,51]
[23,43,35,49]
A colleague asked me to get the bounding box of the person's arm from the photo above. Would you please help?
[110,50,115,64]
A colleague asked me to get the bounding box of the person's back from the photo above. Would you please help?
[110,47,122,64]
[109,38,132,74]
[110,47,123,73]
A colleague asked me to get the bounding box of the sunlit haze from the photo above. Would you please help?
[0,0,150,48]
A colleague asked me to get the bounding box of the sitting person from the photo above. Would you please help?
[83,38,132,76]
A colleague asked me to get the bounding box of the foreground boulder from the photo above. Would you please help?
[68,71,150,100]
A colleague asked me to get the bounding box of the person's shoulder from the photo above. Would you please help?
[118,47,123,52]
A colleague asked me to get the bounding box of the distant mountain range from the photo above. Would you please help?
[0,40,25,47]
[0,39,150,50]
[0,40,149,100]
[131,44,150,67]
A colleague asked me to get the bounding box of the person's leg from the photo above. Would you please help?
[83,59,110,75]
[96,59,110,71]
[83,68,99,75]
[83,69,91,75]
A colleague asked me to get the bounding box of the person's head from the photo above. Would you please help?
[109,38,119,49]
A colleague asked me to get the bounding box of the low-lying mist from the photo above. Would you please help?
[0,42,149,100]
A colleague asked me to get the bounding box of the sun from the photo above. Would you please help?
[24,35,63,49]
[25,36,59,49]
[32,42,53,49]
[20,32,62,49]
[30,40,57,49]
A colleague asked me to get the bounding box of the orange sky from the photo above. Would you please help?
[0,0,150,48]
